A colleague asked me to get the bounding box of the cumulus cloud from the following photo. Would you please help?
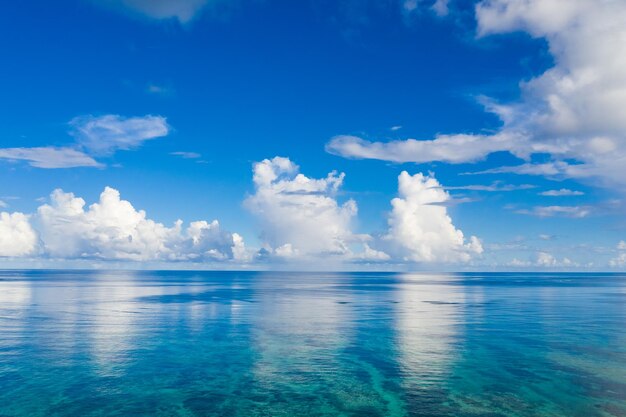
[0,212,38,257]
[0,114,168,169]
[245,157,361,260]
[381,171,483,263]
[95,0,213,23]
[327,0,626,190]
[536,252,576,268]
[0,186,247,262]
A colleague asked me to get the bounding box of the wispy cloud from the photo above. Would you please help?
[516,205,591,218]
[0,147,102,169]
[94,0,213,23]
[170,151,202,159]
[539,188,584,197]
[446,182,535,192]
[69,114,169,156]
[0,114,168,169]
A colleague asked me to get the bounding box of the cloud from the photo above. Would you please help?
[96,0,212,23]
[0,212,38,257]
[445,182,535,192]
[610,241,626,267]
[0,200,7,208]
[516,205,591,218]
[244,157,360,260]
[0,186,247,262]
[0,147,102,169]
[0,115,168,169]
[535,252,576,268]
[327,1,626,190]
[146,84,173,95]
[381,171,483,263]
[69,114,169,156]
[326,133,520,164]
[170,151,202,159]
[539,188,584,197]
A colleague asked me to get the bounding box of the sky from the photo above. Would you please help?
[1,0,626,270]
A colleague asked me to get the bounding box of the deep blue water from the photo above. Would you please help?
[0,270,624,416]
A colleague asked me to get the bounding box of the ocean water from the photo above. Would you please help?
[0,271,624,417]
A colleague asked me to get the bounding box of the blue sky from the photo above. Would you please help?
[1,0,625,270]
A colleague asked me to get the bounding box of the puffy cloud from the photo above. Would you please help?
[0,147,101,169]
[0,212,38,257]
[69,114,169,156]
[95,0,212,23]
[536,252,576,268]
[35,187,246,261]
[0,114,168,169]
[381,171,483,263]
[245,157,360,260]
[539,188,584,197]
[327,0,626,190]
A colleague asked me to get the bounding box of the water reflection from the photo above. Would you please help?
[393,274,464,385]
[0,271,624,417]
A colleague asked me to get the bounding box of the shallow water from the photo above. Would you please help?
[0,270,624,416]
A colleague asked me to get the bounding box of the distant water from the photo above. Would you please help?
[0,271,625,417]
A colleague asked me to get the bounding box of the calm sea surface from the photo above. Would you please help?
[0,270,624,416]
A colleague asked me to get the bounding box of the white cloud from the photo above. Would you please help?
[0,147,102,169]
[535,252,575,268]
[431,0,449,16]
[516,205,591,218]
[381,171,483,263]
[0,200,7,208]
[539,234,555,241]
[170,151,202,159]
[539,188,584,197]
[610,241,626,267]
[0,186,247,262]
[0,115,168,169]
[446,182,535,192]
[69,114,169,156]
[97,0,212,23]
[327,1,626,190]
[0,212,37,257]
[245,157,360,260]
[326,133,519,164]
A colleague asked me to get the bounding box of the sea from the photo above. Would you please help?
[0,270,624,416]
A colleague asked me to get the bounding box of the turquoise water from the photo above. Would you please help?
[0,271,624,416]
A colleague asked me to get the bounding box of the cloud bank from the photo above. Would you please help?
[0,187,246,262]
[245,157,482,264]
